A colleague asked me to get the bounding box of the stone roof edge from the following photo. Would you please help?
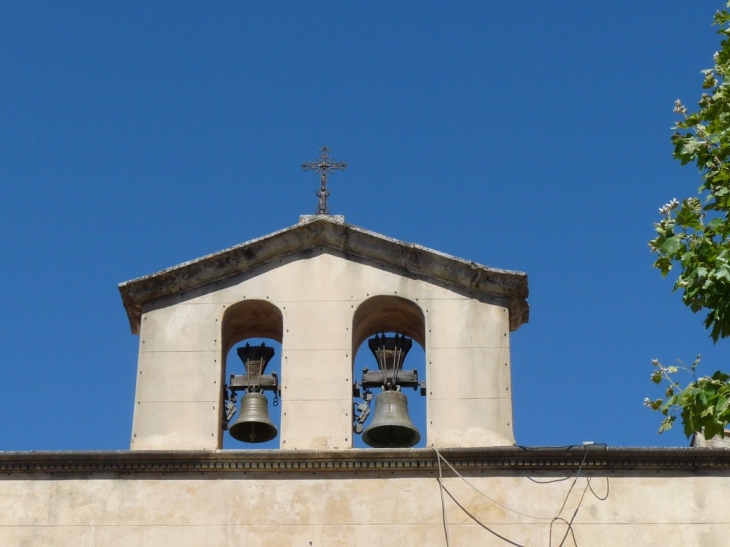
[2,446,729,475]
[118,216,529,335]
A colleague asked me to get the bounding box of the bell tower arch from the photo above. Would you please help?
[351,295,427,447]
[221,300,283,447]
[352,295,426,350]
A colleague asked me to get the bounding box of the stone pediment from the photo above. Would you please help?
[119,215,529,335]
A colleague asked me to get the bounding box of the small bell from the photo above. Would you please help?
[362,390,420,448]
[228,392,278,443]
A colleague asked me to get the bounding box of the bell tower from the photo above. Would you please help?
[119,214,528,451]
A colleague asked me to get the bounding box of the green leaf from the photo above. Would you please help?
[659,416,675,433]
[660,235,683,255]
[716,394,728,413]
[676,207,703,229]
[650,6,730,439]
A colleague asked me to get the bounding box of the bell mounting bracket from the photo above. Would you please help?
[223,342,281,431]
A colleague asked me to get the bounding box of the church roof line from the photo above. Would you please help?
[118,215,529,335]
[1,446,728,475]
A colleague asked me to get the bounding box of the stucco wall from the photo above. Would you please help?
[132,250,513,451]
[1,469,727,546]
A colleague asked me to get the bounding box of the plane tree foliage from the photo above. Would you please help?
[647,4,730,440]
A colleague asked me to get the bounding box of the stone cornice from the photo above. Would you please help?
[1,447,729,476]
[118,216,529,335]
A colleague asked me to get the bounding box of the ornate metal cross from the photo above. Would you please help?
[301,146,348,215]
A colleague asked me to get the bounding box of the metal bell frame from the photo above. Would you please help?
[354,333,426,448]
[224,342,281,444]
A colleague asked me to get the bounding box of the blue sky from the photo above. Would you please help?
[0,1,726,450]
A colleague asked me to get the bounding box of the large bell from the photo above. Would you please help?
[228,392,278,444]
[362,390,420,448]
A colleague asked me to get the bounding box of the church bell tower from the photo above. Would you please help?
[118,148,528,451]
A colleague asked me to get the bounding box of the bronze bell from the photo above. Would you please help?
[362,390,420,448]
[228,392,278,444]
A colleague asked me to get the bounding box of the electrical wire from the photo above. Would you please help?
[549,517,578,547]
[433,444,610,547]
[587,476,609,501]
[442,484,526,547]
[553,449,588,519]
[433,445,555,521]
[527,476,572,484]
[548,446,610,547]
[552,479,590,547]
[435,447,451,547]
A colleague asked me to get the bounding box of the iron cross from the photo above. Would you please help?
[301,146,348,215]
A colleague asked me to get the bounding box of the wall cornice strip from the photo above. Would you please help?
[1,447,729,476]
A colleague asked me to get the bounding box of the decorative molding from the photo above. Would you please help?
[2,447,729,476]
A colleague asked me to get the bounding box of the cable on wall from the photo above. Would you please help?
[435,447,451,547]
[432,444,611,547]
[433,445,554,521]
[548,449,589,547]
[441,483,527,547]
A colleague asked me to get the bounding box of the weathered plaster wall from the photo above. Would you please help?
[131,250,513,450]
[1,470,727,546]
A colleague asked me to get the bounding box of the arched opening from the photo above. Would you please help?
[221,300,283,449]
[351,296,427,448]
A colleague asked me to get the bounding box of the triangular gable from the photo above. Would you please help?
[119,216,529,334]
